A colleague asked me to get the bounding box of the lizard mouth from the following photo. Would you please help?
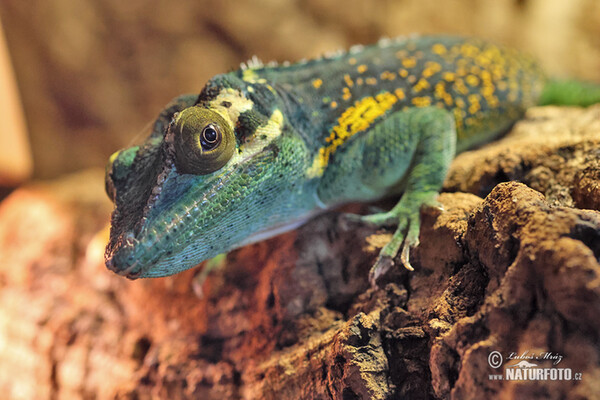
[105,232,144,279]
[104,161,241,279]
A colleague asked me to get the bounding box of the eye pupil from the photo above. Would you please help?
[200,125,220,150]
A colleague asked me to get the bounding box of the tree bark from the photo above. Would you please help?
[1,105,599,399]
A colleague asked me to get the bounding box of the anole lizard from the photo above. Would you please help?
[104,35,600,281]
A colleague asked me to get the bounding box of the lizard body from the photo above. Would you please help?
[104,35,598,279]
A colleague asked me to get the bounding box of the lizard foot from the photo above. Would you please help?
[359,191,440,286]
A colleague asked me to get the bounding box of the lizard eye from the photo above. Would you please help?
[171,107,235,175]
[200,125,220,150]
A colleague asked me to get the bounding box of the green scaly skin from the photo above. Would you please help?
[104,35,600,282]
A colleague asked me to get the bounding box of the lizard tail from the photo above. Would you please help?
[539,79,600,107]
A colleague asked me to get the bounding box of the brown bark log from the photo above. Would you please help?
[1,106,600,399]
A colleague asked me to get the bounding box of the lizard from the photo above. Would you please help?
[104,35,600,282]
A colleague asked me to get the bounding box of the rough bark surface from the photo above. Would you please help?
[1,106,600,399]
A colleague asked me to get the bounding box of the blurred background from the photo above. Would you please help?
[0,0,599,186]
[0,1,599,399]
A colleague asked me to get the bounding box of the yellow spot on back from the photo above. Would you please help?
[342,87,352,101]
[412,96,431,107]
[465,75,480,87]
[432,43,447,55]
[307,92,398,178]
[468,94,481,114]
[460,43,479,58]
[330,101,338,109]
[443,72,455,82]
[366,77,377,85]
[357,64,368,73]
[402,57,417,68]
[394,88,405,100]
[349,57,357,65]
[312,78,323,89]
[413,78,430,93]
[399,69,409,78]
[344,74,354,87]
[242,69,259,83]
[380,71,396,81]
[422,61,442,78]
[395,50,408,59]
[454,78,469,95]
[356,77,364,85]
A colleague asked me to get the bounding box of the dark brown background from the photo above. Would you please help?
[0,0,599,179]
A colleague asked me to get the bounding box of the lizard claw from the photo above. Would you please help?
[369,240,415,287]
[369,254,395,287]
[400,242,415,271]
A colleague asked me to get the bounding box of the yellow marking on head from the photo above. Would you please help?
[330,101,338,109]
[209,88,254,125]
[109,150,120,164]
[412,96,432,107]
[357,64,368,74]
[312,78,323,89]
[394,88,405,100]
[399,69,409,78]
[402,57,417,68]
[344,74,354,87]
[366,77,377,85]
[432,43,447,55]
[349,57,357,65]
[413,78,430,93]
[306,92,398,178]
[232,109,284,163]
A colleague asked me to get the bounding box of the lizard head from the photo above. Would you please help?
[104,83,313,279]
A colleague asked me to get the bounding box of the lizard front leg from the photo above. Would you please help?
[318,106,456,285]
[365,107,456,284]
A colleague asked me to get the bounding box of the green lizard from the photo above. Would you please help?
[104,35,600,281]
